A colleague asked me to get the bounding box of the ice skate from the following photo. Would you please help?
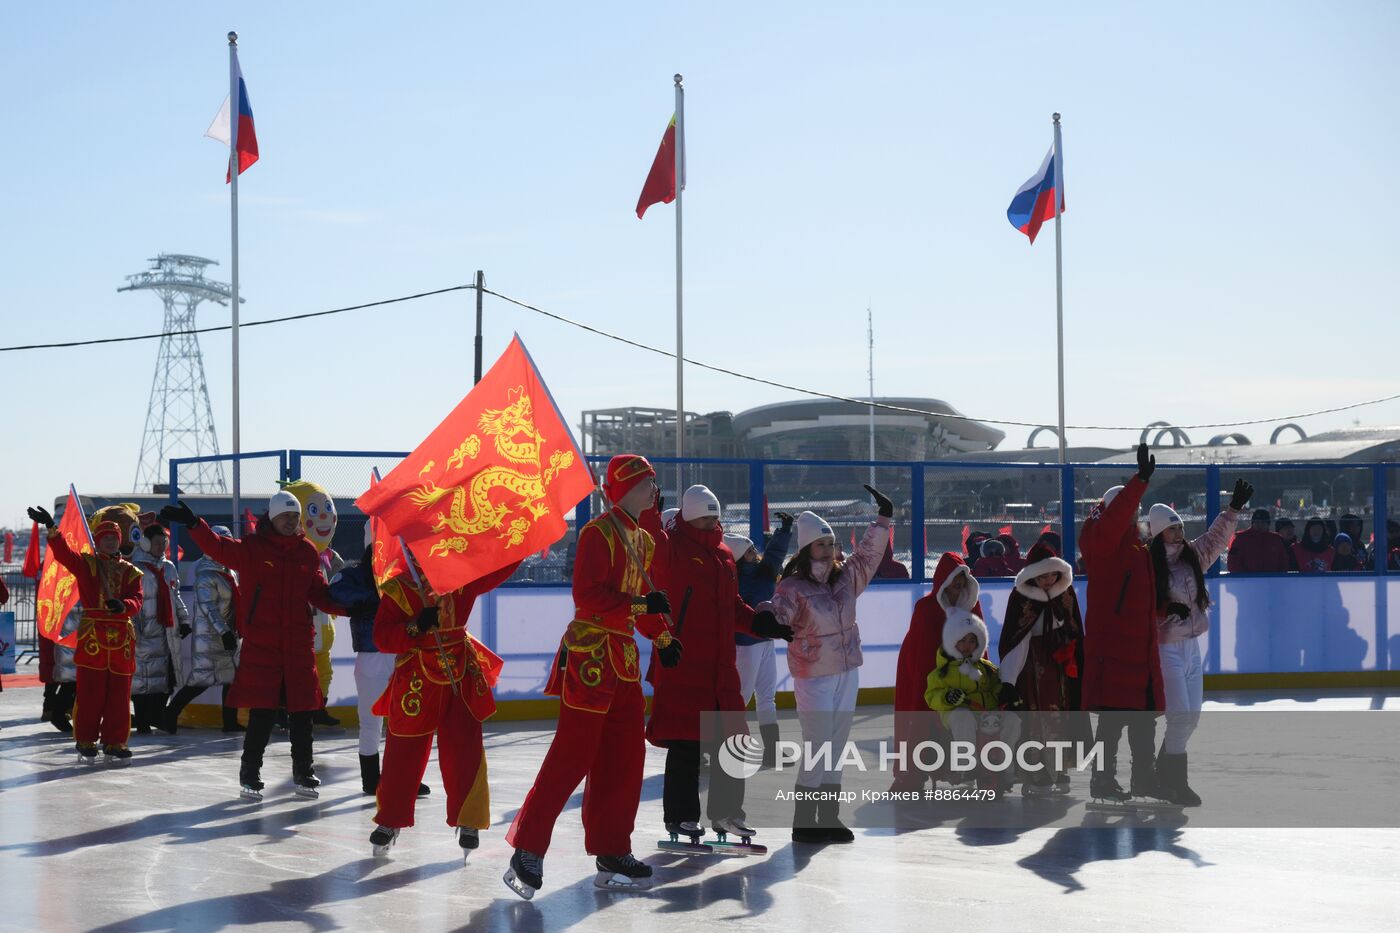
[709,816,767,855]
[76,744,98,766]
[292,765,321,799]
[502,848,543,900]
[658,821,709,855]
[455,826,479,859]
[102,744,132,766]
[594,852,653,891]
[1022,776,1055,798]
[1053,772,1073,795]
[370,825,399,857]
[239,766,265,802]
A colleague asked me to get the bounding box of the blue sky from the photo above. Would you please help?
[3,2,1398,525]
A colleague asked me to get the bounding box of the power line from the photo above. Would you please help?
[480,286,1400,432]
[0,285,473,352]
[5,278,1398,433]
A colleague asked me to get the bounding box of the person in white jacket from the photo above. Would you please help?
[1146,478,1252,807]
[758,484,892,845]
[131,523,189,734]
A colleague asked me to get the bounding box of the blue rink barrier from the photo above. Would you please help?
[166,451,1400,715]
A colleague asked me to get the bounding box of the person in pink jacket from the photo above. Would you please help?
[1146,478,1252,807]
[757,484,892,845]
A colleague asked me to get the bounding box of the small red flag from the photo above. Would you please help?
[243,509,259,534]
[960,524,970,553]
[357,335,594,594]
[636,115,678,219]
[22,521,42,578]
[1041,523,1052,535]
[36,487,92,646]
[762,494,770,535]
[2,531,12,563]
[999,525,1014,537]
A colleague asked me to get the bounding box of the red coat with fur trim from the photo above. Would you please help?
[895,552,982,714]
[1078,477,1163,711]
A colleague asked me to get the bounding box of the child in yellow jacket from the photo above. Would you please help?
[925,607,1021,788]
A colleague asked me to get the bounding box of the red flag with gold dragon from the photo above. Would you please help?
[356,335,595,594]
[36,485,93,646]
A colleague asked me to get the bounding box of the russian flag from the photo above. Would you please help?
[205,49,259,182]
[1007,143,1063,244]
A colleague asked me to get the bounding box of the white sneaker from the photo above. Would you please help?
[712,816,756,838]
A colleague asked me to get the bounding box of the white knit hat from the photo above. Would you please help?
[661,507,680,529]
[796,511,835,551]
[1148,503,1183,539]
[269,490,301,519]
[681,484,721,521]
[941,607,989,682]
[723,533,754,560]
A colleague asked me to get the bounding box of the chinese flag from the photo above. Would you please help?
[636,115,677,218]
[356,335,595,594]
[36,487,92,646]
[21,521,41,578]
[367,469,412,588]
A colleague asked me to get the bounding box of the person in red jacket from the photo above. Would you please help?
[366,557,519,860]
[27,506,143,763]
[1293,517,1335,573]
[889,551,980,792]
[504,454,679,899]
[971,538,1016,577]
[641,484,793,846]
[160,493,348,800]
[1226,509,1292,574]
[1078,444,1164,802]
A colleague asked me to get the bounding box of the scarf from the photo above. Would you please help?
[151,561,175,628]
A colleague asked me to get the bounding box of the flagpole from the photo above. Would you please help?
[1052,112,1066,465]
[673,73,685,498]
[228,32,243,532]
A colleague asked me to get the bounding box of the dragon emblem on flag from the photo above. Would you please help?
[404,387,576,557]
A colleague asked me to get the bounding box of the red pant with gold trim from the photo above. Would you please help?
[75,667,132,747]
[505,679,645,856]
[374,690,489,830]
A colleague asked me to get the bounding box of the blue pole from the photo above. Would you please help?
[1373,464,1389,670]
[749,459,765,545]
[1205,464,1222,574]
[911,463,925,583]
[1060,463,1077,571]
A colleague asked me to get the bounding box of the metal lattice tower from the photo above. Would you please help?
[120,254,236,493]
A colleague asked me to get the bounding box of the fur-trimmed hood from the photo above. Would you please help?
[932,552,980,612]
[1013,554,1074,601]
[942,606,989,681]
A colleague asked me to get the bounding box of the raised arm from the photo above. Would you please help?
[1194,507,1242,570]
[841,517,894,599]
[187,520,249,575]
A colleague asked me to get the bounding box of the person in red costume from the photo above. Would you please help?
[641,483,792,846]
[27,506,143,764]
[503,454,679,899]
[889,552,981,792]
[366,555,520,861]
[160,493,349,801]
[1078,443,1164,802]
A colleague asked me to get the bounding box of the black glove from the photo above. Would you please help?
[657,637,684,668]
[644,590,671,615]
[104,598,123,613]
[1165,601,1191,620]
[943,687,966,707]
[998,682,1021,708]
[750,610,794,642]
[414,606,441,634]
[1229,478,1254,512]
[178,623,192,638]
[159,499,197,527]
[27,506,54,529]
[221,631,238,652]
[864,484,894,518]
[1136,443,1156,482]
[774,511,795,531]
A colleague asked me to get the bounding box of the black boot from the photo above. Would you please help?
[311,707,341,727]
[160,704,180,735]
[818,784,855,843]
[1156,751,1202,807]
[359,753,381,796]
[760,723,780,770]
[790,787,826,844]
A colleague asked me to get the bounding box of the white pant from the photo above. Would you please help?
[791,668,860,788]
[735,641,778,726]
[354,652,396,757]
[1159,637,1204,755]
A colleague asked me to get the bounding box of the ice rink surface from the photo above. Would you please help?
[1,684,1397,933]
